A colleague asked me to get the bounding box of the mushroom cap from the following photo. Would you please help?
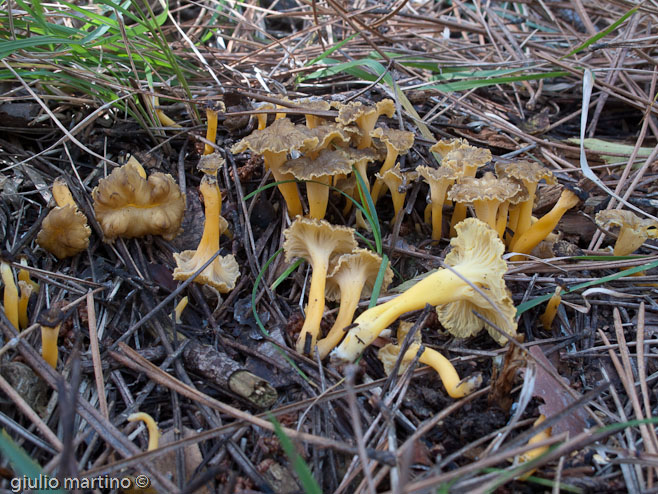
[442,146,492,171]
[280,149,354,180]
[375,164,418,188]
[93,164,185,242]
[436,218,517,345]
[37,205,91,259]
[293,97,331,112]
[342,147,378,165]
[596,209,658,252]
[508,178,530,204]
[495,160,556,186]
[283,217,357,264]
[325,248,393,302]
[173,251,240,293]
[230,118,318,155]
[335,100,395,126]
[306,123,351,151]
[429,138,469,159]
[447,172,522,204]
[197,153,225,176]
[378,321,421,376]
[370,127,415,154]
[417,165,459,184]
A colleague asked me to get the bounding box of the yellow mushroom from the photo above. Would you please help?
[510,186,585,261]
[539,287,562,330]
[18,258,39,293]
[1,262,19,330]
[332,218,517,363]
[175,296,189,324]
[369,127,415,202]
[595,209,658,256]
[517,414,552,479]
[315,249,392,359]
[283,217,357,355]
[17,280,32,330]
[417,166,459,241]
[128,412,161,452]
[203,103,223,156]
[374,164,418,223]
[429,137,469,159]
[378,322,482,398]
[173,175,240,293]
[38,302,68,369]
[335,99,396,150]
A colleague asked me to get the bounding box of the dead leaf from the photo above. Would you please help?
[488,337,527,412]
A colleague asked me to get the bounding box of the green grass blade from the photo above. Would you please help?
[352,166,382,254]
[268,414,322,494]
[368,254,389,309]
[304,33,359,68]
[271,259,303,291]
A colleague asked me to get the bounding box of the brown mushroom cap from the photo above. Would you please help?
[429,138,469,159]
[417,165,459,184]
[325,248,393,302]
[370,127,415,155]
[281,149,354,180]
[442,146,492,175]
[37,205,91,259]
[306,123,352,153]
[436,218,517,345]
[197,153,225,176]
[595,209,658,256]
[495,160,556,186]
[231,118,318,158]
[92,164,185,242]
[335,100,396,149]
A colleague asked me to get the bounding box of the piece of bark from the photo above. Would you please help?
[183,341,277,408]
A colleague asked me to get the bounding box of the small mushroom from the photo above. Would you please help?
[335,100,396,149]
[540,286,562,330]
[595,209,658,256]
[442,145,492,235]
[510,185,586,261]
[495,180,529,239]
[128,412,161,451]
[253,102,276,130]
[374,164,418,223]
[283,217,357,354]
[315,249,392,359]
[37,178,91,258]
[369,127,415,202]
[1,262,19,330]
[294,97,331,129]
[203,102,226,155]
[17,281,32,330]
[517,415,552,480]
[38,301,69,369]
[92,163,185,242]
[173,175,240,293]
[378,322,482,398]
[417,166,459,240]
[429,137,469,159]
[447,172,522,235]
[332,218,517,363]
[231,118,318,218]
[280,148,354,220]
[495,160,556,243]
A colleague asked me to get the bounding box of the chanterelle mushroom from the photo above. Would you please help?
[595,209,658,256]
[37,177,91,258]
[1,262,19,330]
[173,175,240,293]
[283,217,357,355]
[93,162,185,242]
[369,127,415,202]
[429,137,468,159]
[417,166,459,240]
[231,118,318,218]
[335,100,395,149]
[374,164,418,223]
[331,218,517,362]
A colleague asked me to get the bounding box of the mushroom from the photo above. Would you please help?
[595,209,658,256]
[378,322,482,398]
[128,412,161,451]
[341,147,378,221]
[447,172,522,235]
[429,137,469,159]
[283,217,357,354]
[37,178,91,258]
[92,163,185,242]
[280,148,354,220]
[306,123,351,159]
[203,102,226,156]
[315,249,392,359]
[495,180,529,240]
[374,164,418,223]
[335,99,396,150]
[442,145,492,235]
[253,102,276,130]
[517,415,552,480]
[18,258,39,293]
[17,281,32,330]
[417,166,459,241]
[231,118,318,218]
[175,296,189,324]
[294,98,331,129]
[38,301,69,369]
[369,127,415,202]
[1,262,19,330]
[332,218,517,362]
[510,186,586,261]
[495,160,556,243]
[173,175,240,293]
[539,287,562,330]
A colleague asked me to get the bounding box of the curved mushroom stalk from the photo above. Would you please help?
[1,263,19,330]
[17,281,33,330]
[332,219,517,363]
[517,415,552,480]
[595,209,658,256]
[540,287,562,330]
[128,412,161,452]
[510,187,584,261]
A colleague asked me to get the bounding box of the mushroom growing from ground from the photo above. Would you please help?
[369,127,415,202]
[38,301,69,369]
[332,218,517,363]
[37,178,91,258]
[447,172,522,234]
[203,102,226,155]
[429,137,469,159]
[283,217,357,355]
[173,175,240,293]
[128,412,161,452]
[595,209,658,256]
[517,415,552,480]
[417,166,459,241]
[374,164,418,223]
[315,249,392,359]
[495,160,556,244]
[231,118,318,218]
[17,280,32,330]
[540,286,562,330]
[510,185,586,261]
[280,148,354,220]
[378,322,482,398]
[335,100,396,149]
[93,162,185,242]
[1,262,19,330]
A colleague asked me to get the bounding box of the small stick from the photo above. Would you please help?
[86,290,108,420]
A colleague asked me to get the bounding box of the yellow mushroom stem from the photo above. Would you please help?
[128,412,161,451]
[18,258,39,293]
[18,281,32,330]
[539,287,562,330]
[153,96,179,128]
[404,343,481,398]
[263,150,303,218]
[354,161,374,230]
[306,178,332,220]
[275,105,287,121]
[184,180,222,274]
[506,205,521,246]
[204,107,218,156]
[370,144,400,203]
[513,181,540,243]
[175,296,189,324]
[496,200,511,239]
[427,184,453,242]
[472,199,500,231]
[510,189,580,261]
[333,259,493,362]
[296,256,332,354]
[518,414,552,480]
[1,263,19,330]
[449,163,480,237]
[41,322,62,369]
